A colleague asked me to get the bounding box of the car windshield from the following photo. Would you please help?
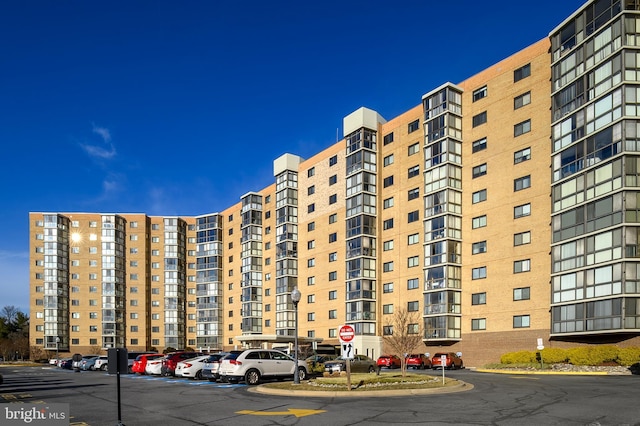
[224,353,241,361]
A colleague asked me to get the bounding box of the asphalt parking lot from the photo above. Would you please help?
[1,365,639,426]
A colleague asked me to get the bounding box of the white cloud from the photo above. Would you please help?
[79,124,116,160]
[92,124,112,142]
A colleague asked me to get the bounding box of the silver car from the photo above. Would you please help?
[324,355,377,374]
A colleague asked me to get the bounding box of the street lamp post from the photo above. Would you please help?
[55,336,60,365]
[291,287,301,384]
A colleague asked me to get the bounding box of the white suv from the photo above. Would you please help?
[218,349,308,385]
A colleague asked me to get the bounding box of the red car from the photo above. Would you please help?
[405,354,432,369]
[376,355,402,369]
[132,353,164,375]
[161,352,204,376]
[431,352,463,370]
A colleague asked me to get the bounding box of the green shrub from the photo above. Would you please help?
[500,350,535,364]
[617,347,640,366]
[539,348,568,364]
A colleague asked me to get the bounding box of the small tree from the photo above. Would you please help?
[382,307,423,376]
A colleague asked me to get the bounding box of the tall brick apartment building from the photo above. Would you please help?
[29,0,640,366]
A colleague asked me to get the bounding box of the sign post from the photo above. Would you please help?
[441,354,447,384]
[339,325,355,391]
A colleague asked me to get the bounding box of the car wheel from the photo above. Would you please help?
[368,366,376,373]
[101,364,108,371]
[297,366,307,381]
[195,370,203,380]
[244,369,261,385]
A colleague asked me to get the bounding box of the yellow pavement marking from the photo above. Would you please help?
[237,408,326,418]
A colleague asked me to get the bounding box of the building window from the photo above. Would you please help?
[329,252,337,262]
[472,292,486,305]
[472,215,487,229]
[329,309,337,319]
[408,233,419,245]
[514,63,531,82]
[514,175,531,191]
[329,271,337,281]
[473,86,487,102]
[408,188,419,200]
[329,213,337,224]
[308,222,315,232]
[384,154,394,166]
[383,240,394,251]
[408,143,419,156]
[329,175,337,185]
[407,256,419,268]
[514,91,531,109]
[408,165,420,178]
[472,319,487,330]
[383,326,393,336]
[472,111,487,127]
[514,119,531,136]
[514,231,531,246]
[329,155,338,166]
[329,232,337,243]
[307,294,315,304]
[383,176,394,187]
[308,203,315,213]
[329,194,337,204]
[307,276,315,286]
[308,185,315,195]
[383,132,394,145]
[308,167,315,177]
[472,163,487,178]
[472,266,487,280]
[514,259,531,273]
[408,119,419,133]
[383,304,394,314]
[513,315,530,328]
[383,282,394,293]
[308,258,315,267]
[329,329,337,338]
[383,197,394,208]
[514,203,531,218]
[472,137,487,153]
[383,261,394,272]
[329,290,337,300]
[407,301,419,312]
[514,287,531,301]
[514,147,531,164]
[472,241,487,254]
[408,211,419,223]
[407,278,419,289]
[472,189,487,204]
[383,219,394,230]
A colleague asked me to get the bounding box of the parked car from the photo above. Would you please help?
[377,355,402,369]
[145,355,166,376]
[201,352,232,382]
[176,355,211,379]
[49,358,59,365]
[431,352,463,370]
[93,356,109,371]
[405,354,431,369]
[324,355,377,374]
[59,358,73,369]
[80,356,100,371]
[127,351,158,373]
[161,352,203,377]
[132,354,164,375]
[218,349,308,385]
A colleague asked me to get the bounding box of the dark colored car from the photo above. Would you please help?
[431,352,463,370]
[59,358,73,369]
[161,352,203,376]
[132,353,164,375]
[405,354,432,369]
[324,355,377,374]
[377,355,402,369]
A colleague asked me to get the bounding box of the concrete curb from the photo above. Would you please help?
[476,368,611,376]
[249,380,474,397]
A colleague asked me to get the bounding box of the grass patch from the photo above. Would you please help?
[261,372,459,392]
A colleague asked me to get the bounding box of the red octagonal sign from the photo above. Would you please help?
[339,324,355,343]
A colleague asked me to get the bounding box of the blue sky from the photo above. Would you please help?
[0,0,586,313]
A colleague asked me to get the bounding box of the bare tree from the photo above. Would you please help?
[382,307,423,376]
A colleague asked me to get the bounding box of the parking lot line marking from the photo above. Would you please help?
[236,408,326,418]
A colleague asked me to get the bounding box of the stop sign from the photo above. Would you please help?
[339,324,355,343]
